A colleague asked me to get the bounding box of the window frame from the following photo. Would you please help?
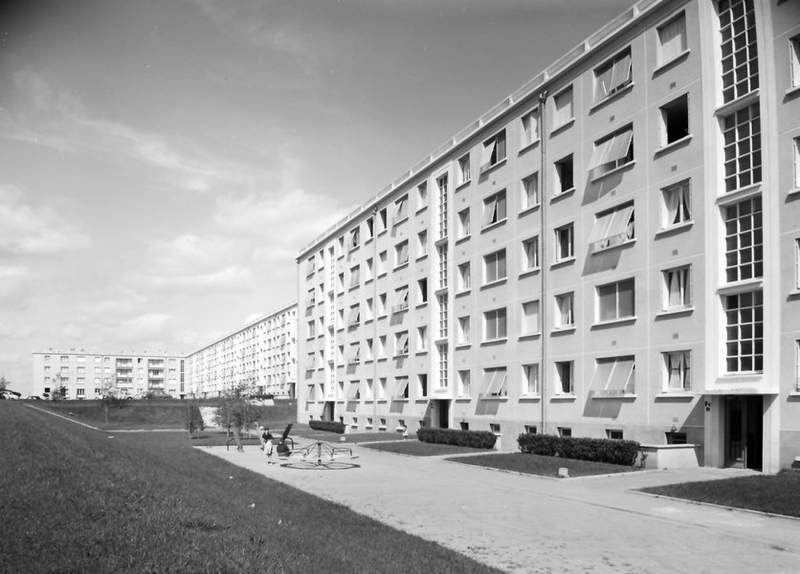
[554,224,574,262]
[479,130,507,174]
[482,189,508,228]
[553,86,574,129]
[457,153,471,186]
[656,11,688,68]
[662,350,692,393]
[659,94,690,148]
[593,47,632,102]
[520,108,540,148]
[521,172,540,210]
[483,307,508,342]
[483,248,507,284]
[596,278,636,323]
[660,179,692,229]
[521,236,540,272]
[662,266,692,311]
[521,300,540,336]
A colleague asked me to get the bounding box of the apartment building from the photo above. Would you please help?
[185,302,297,398]
[296,0,800,472]
[31,350,185,399]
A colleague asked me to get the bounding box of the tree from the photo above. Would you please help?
[213,384,258,452]
[101,394,128,425]
[184,401,205,439]
[0,376,8,392]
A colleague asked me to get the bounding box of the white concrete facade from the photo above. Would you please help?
[31,350,185,399]
[185,303,297,398]
[295,0,800,472]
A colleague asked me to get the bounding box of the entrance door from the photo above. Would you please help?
[323,401,335,422]
[725,396,763,471]
[436,400,450,429]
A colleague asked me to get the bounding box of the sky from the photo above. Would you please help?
[0,0,634,393]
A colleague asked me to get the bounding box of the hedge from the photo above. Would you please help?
[309,420,345,434]
[517,433,640,466]
[417,428,497,449]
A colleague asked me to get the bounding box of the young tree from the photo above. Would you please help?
[0,376,8,392]
[184,401,205,439]
[213,384,258,452]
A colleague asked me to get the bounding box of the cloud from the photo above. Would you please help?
[119,313,176,340]
[0,185,91,256]
[142,265,255,292]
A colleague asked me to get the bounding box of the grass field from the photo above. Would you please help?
[449,452,645,478]
[0,402,502,573]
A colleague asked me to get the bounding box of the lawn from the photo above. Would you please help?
[364,440,490,457]
[0,402,502,574]
[449,452,645,478]
[639,471,800,517]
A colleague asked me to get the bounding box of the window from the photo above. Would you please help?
[365,338,374,361]
[725,290,763,373]
[588,203,634,253]
[660,95,689,146]
[378,293,387,316]
[521,301,540,336]
[593,48,632,101]
[306,256,316,276]
[521,172,539,211]
[718,0,759,103]
[457,262,471,291]
[554,224,574,262]
[379,207,388,232]
[482,190,507,228]
[662,266,691,310]
[347,304,361,327]
[348,227,360,250]
[392,286,409,313]
[597,278,635,322]
[522,364,540,396]
[792,35,800,89]
[662,351,691,392]
[795,137,800,188]
[378,336,387,359]
[393,376,410,399]
[395,331,409,357]
[558,427,572,437]
[457,370,471,397]
[395,240,409,268]
[438,343,449,389]
[553,87,573,128]
[480,367,507,397]
[554,293,574,329]
[796,340,800,392]
[347,343,361,364]
[307,320,315,339]
[418,374,428,398]
[555,362,574,395]
[724,196,763,282]
[418,277,428,304]
[417,230,428,257]
[661,180,691,228]
[378,250,387,275]
[365,258,374,282]
[588,126,633,179]
[457,316,470,345]
[457,154,471,186]
[520,108,540,147]
[554,154,574,194]
[417,326,428,352]
[417,182,428,209]
[438,294,448,338]
[722,103,761,193]
[589,356,635,397]
[480,130,506,174]
[483,308,507,341]
[366,216,374,240]
[657,12,687,67]
[349,265,360,288]
[796,238,800,289]
[483,249,507,284]
[522,236,539,272]
[393,195,408,225]
[437,174,448,239]
[457,208,470,239]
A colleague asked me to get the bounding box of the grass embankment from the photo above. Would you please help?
[33,399,296,430]
[0,403,501,574]
[450,452,645,478]
[364,440,488,457]
[640,472,800,517]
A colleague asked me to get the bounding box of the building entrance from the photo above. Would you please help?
[323,401,335,422]
[725,395,763,471]
[434,399,450,429]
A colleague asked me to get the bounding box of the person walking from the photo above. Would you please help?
[261,427,275,465]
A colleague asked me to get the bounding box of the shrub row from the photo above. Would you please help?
[309,420,346,434]
[517,433,640,466]
[417,428,497,449]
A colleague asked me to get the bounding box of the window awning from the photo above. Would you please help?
[392,377,409,399]
[599,52,631,97]
[588,129,633,174]
[479,140,496,173]
[588,205,634,252]
[480,368,507,397]
[396,333,409,356]
[347,345,360,364]
[306,258,315,275]
[392,287,409,313]
[346,382,360,399]
[305,385,315,400]
[393,198,408,224]
[396,242,409,266]
[347,306,360,326]
[590,358,635,397]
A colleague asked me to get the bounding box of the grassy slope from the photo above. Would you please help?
[0,403,502,574]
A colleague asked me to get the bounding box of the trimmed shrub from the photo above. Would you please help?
[517,433,640,466]
[309,420,346,434]
[417,428,497,449]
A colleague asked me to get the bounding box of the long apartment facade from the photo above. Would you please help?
[31,350,186,399]
[296,0,800,472]
[185,302,297,398]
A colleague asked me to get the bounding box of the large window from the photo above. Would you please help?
[661,180,691,228]
[589,356,636,397]
[347,303,361,327]
[662,266,691,310]
[480,130,507,174]
[457,370,471,397]
[593,48,632,101]
[394,240,409,268]
[724,290,763,373]
[484,308,507,341]
[588,127,633,179]
[660,95,689,147]
[482,190,507,228]
[662,351,691,392]
[587,203,634,253]
[555,361,573,395]
[718,0,759,103]
[457,154,471,186]
[394,331,409,357]
[480,367,507,398]
[597,278,635,322]
[393,195,408,225]
[484,249,507,284]
[657,12,687,67]
[522,364,540,396]
[554,224,574,262]
[554,154,574,194]
[553,86,574,128]
[554,292,574,329]
[520,108,540,148]
[722,104,761,193]
[724,196,763,282]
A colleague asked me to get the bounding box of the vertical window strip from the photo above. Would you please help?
[725,290,763,373]
[718,0,759,103]
[723,196,763,282]
[722,104,761,192]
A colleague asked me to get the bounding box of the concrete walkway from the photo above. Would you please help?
[200,439,800,574]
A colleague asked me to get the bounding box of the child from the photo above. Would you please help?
[262,427,275,464]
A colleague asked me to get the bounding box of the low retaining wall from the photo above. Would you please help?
[640,444,700,469]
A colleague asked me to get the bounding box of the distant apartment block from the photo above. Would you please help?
[185,302,297,398]
[31,350,186,399]
[296,0,800,472]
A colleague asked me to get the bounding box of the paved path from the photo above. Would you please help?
[200,440,800,574]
